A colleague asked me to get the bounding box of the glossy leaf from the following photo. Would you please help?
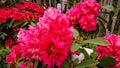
[71,42,80,52]
[75,59,99,68]
[83,37,109,46]
[98,56,116,66]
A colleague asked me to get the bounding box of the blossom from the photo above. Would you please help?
[4,38,15,47]
[7,7,73,68]
[6,44,22,66]
[0,8,8,23]
[66,0,100,32]
[18,62,33,68]
[96,34,120,68]
[0,2,44,23]
[79,15,97,32]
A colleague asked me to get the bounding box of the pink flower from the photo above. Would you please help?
[79,15,97,32]
[96,34,120,68]
[7,7,73,68]
[18,62,33,68]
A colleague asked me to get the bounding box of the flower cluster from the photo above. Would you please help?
[0,1,44,23]
[6,8,73,68]
[66,0,100,32]
[96,34,120,68]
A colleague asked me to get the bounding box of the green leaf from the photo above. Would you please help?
[0,32,7,40]
[34,61,38,68]
[13,22,23,27]
[71,42,80,52]
[75,59,99,68]
[73,28,79,39]
[27,61,31,68]
[102,5,115,12]
[61,61,70,68]
[73,58,79,65]
[21,21,29,27]
[15,61,24,68]
[98,56,116,66]
[83,37,109,46]
[7,20,14,28]
[30,21,36,26]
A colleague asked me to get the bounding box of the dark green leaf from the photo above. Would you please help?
[13,22,23,27]
[61,60,70,68]
[83,37,109,46]
[75,59,99,68]
[98,56,116,66]
[21,21,29,27]
[73,58,79,65]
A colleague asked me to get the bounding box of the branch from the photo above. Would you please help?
[110,0,120,33]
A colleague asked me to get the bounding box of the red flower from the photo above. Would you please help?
[12,26,18,32]
[0,8,8,23]
[6,44,22,66]
[16,4,25,10]
[79,15,97,32]
[4,38,15,47]
[66,0,100,32]
[7,7,73,68]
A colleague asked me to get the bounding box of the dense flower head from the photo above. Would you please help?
[6,7,73,68]
[79,15,97,32]
[66,0,100,32]
[96,34,120,68]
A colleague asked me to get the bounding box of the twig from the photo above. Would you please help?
[111,0,120,33]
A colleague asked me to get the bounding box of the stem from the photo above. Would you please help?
[34,61,39,68]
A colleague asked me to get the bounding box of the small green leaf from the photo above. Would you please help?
[75,59,99,68]
[8,20,14,28]
[27,61,31,68]
[83,37,109,46]
[30,21,36,26]
[0,32,7,40]
[15,61,24,68]
[21,21,29,27]
[61,61,69,68]
[73,58,79,65]
[102,5,115,12]
[98,56,116,66]
[73,29,79,39]
[34,61,38,68]
[71,42,80,52]
[13,22,23,27]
